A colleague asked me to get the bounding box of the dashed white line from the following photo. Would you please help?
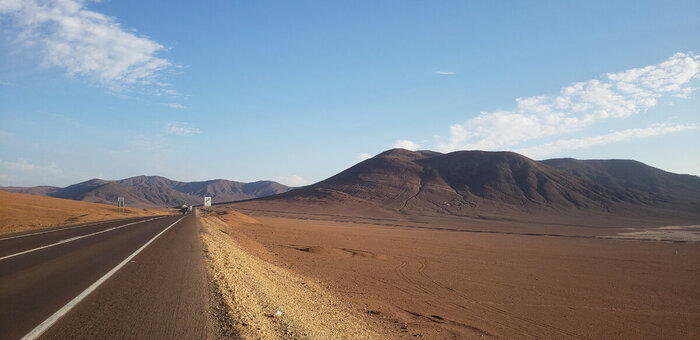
[20,215,187,340]
[0,216,166,261]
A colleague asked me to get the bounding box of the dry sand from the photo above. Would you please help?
[599,225,700,242]
[0,191,164,234]
[210,205,699,339]
[200,211,383,339]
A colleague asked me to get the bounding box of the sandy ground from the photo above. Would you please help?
[210,205,700,339]
[599,225,700,242]
[200,212,384,339]
[0,191,165,234]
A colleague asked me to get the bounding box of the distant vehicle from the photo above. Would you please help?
[179,204,189,214]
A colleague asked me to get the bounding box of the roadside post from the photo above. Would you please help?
[117,197,125,215]
[204,196,211,216]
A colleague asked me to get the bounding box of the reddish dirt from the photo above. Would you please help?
[219,205,700,339]
[0,191,165,234]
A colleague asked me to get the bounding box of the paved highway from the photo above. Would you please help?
[0,214,214,339]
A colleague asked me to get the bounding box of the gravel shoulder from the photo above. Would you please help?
[200,213,383,339]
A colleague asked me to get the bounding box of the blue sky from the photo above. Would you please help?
[1,0,699,187]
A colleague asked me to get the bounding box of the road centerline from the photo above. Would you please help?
[0,216,166,261]
[0,218,139,241]
[0,222,104,241]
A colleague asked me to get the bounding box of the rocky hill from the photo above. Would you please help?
[248,149,700,221]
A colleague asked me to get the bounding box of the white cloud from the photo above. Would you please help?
[516,123,698,159]
[164,122,200,136]
[357,153,372,161]
[0,159,63,186]
[439,53,700,152]
[274,175,309,187]
[166,103,186,109]
[156,88,180,96]
[435,71,456,75]
[0,0,174,89]
[394,139,420,151]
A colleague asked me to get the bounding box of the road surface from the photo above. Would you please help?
[0,214,214,339]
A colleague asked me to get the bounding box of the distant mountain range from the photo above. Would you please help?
[1,176,290,208]
[250,149,700,221]
[4,149,700,222]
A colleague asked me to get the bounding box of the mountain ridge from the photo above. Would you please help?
[4,149,699,221]
[246,149,700,221]
[1,176,291,208]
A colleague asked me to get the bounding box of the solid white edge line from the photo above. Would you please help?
[0,216,167,261]
[0,217,146,241]
[21,215,188,340]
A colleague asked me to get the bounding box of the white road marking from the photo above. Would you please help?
[21,215,187,340]
[0,216,166,261]
[0,216,163,241]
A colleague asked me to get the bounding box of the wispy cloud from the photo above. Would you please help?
[164,122,200,136]
[0,159,63,186]
[0,0,174,90]
[438,53,700,153]
[274,175,309,187]
[166,103,186,109]
[357,153,372,161]
[516,123,698,158]
[394,139,420,151]
[434,71,456,75]
[156,87,186,97]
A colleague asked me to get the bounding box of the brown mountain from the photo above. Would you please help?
[1,176,290,208]
[542,158,700,211]
[0,185,60,196]
[249,149,700,222]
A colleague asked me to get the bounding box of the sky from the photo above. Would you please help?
[0,0,699,187]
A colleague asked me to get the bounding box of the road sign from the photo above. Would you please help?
[204,197,211,208]
[117,197,125,215]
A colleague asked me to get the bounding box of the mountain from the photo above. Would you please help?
[542,158,700,210]
[249,149,700,221]
[0,186,60,196]
[4,150,699,222]
[1,176,291,208]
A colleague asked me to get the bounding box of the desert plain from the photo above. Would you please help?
[0,191,164,234]
[203,201,700,339]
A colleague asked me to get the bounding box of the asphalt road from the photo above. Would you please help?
[0,214,214,339]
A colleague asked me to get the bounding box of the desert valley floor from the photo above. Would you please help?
[207,203,700,339]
